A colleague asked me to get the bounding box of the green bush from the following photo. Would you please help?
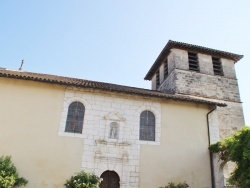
[160,181,189,188]
[0,156,28,188]
[209,126,250,188]
[64,170,102,188]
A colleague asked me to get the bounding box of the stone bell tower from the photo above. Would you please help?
[145,40,245,139]
[144,40,245,187]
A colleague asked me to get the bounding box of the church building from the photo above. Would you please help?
[0,40,244,188]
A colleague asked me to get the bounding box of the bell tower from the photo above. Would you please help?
[145,40,245,187]
[145,40,245,139]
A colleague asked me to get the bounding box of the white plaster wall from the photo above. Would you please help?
[0,78,84,188]
[58,88,161,188]
[140,101,212,188]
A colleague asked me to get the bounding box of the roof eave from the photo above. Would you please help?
[144,40,243,80]
[0,70,226,108]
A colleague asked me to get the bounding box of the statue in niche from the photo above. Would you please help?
[109,122,119,139]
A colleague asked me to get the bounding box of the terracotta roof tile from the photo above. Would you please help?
[0,68,226,107]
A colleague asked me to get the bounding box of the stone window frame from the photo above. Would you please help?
[58,96,91,138]
[135,106,161,145]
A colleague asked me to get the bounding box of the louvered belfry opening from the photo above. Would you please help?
[212,57,223,76]
[188,52,199,72]
[164,59,168,79]
[100,171,120,188]
[156,70,160,89]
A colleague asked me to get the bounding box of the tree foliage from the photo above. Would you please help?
[209,126,250,188]
[64,170,102,188]
[0,156,28,188]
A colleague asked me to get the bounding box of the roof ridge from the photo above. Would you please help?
[168,40,243,58]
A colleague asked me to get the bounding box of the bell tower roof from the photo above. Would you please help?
[144,40,243,80]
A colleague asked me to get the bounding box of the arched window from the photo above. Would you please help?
[65,102,85,134]
[109,122,119,139]
[140,110,155,141]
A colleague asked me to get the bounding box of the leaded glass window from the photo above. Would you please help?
[140,110,155,141]
[65,102,85,134]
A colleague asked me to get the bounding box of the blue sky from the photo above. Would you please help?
[1,1,249,125]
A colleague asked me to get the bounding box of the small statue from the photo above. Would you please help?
[109,123,119,139]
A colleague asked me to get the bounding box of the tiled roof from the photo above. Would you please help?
[0,68,226,107]
[144,40,243,80]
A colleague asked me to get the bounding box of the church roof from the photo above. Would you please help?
[144,40,243,80]
[0,68,226,107]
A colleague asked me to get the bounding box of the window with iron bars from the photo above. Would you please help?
[188,52,199,72]
[212,57,223,76]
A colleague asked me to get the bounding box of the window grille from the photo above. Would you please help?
[156,70,160,89]
[212,57,223,76]
[65,102,85,133]
[164,60,168,79]
[188,52,199,72]
[140,110,155,141]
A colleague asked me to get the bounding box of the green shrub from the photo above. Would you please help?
[64,170,102,188]
[0,156,28,188]
[160,181,189,188]
[209,126,250,188]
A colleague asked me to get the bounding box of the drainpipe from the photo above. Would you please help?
[207,105,217,188]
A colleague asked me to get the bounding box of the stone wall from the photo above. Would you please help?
[59,87,161,188]
[171,48,189,70]
[158,69,176,94]
[151,74,156,90]
[174,69,241,102]
[209,102,244,188]
[217,101,245,138]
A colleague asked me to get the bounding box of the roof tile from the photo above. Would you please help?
[0,68,226,107]
[144,40,243,80]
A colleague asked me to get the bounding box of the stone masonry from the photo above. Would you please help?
[157,48,244,138]
[58,87,161,188]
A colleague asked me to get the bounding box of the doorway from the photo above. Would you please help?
[100,170,120,188]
